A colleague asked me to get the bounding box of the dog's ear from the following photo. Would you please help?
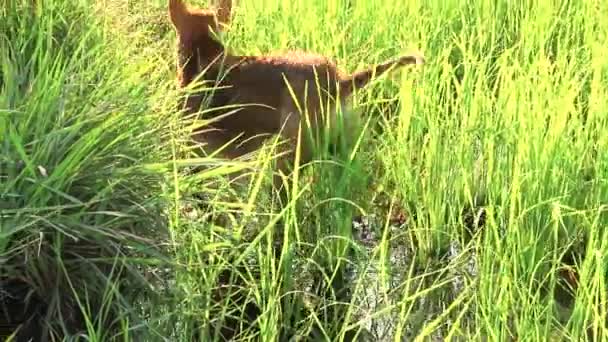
[169,0,230,39]
[215,0,232,27]
[168,0,190,32]
[339,52,425,97]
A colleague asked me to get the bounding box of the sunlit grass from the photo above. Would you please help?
[1,0,607,340]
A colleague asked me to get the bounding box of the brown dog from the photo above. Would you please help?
[168,0,424,202]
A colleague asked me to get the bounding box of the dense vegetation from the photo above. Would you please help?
[1,0,607,340]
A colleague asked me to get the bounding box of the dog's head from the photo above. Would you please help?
[169,0,232,43]
[169,0,232,87]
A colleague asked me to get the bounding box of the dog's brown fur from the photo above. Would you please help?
[168,0,424,201]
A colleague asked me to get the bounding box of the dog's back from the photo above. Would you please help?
[187,52,345,162]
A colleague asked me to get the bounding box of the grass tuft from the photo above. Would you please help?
[2,0,608,340]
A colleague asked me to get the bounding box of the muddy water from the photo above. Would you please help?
[348,215,479,341]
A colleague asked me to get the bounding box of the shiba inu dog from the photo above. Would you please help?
[169,0,424,202]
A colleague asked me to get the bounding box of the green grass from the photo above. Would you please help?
[2,0,608,340]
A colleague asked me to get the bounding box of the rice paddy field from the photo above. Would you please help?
[2,0,608,340]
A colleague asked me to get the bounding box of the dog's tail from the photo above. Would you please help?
[339,52,425,96]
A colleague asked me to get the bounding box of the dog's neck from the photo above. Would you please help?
[177,36,226,87]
